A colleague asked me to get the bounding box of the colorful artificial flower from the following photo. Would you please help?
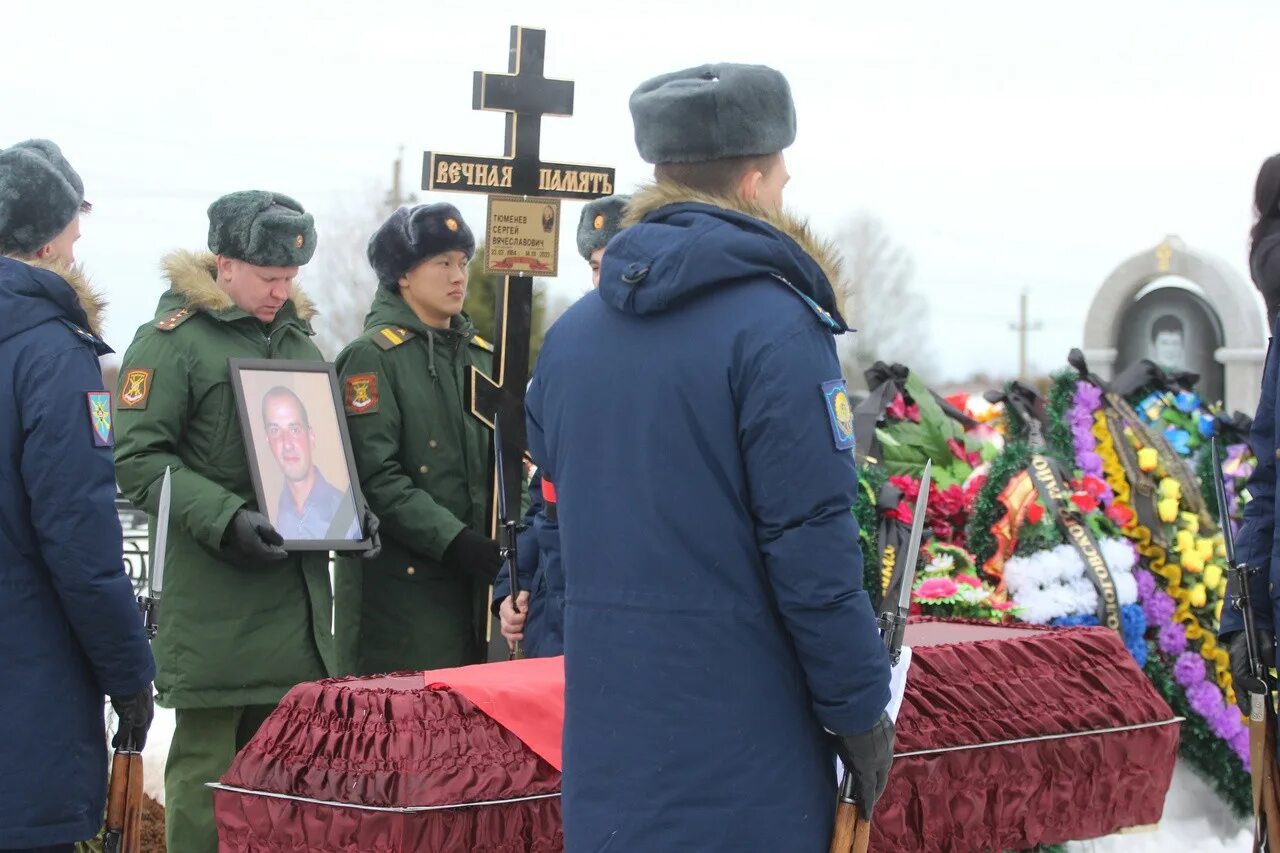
[1104,503,1134,526]
[1027,501,1046,524]
[1173,391,1200,414]
[1138,447,1159,472]
[1189,583,1208,608]
[1158,498,1180,524]
[955,574,983,588]
[1179,512,1199,534]
[915,576,960,601]
[1070,492,1100,513]
[1196,538,1215,562]
[1203,563,1223,591]
[1181,550,1205,573]
[1175,529,1195,554]
[887,391,920,423]
[1164,427,1192,456]
[1198,413,1216,437]
[1158,477,1181,501]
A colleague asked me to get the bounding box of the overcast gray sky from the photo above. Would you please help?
[3,0,1275,379]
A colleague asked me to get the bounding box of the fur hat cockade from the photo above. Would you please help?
[0,139,85,254]
[629,64,796,165]
[367,203,476,287]
[576,194,631,260]
[207,190,317,267]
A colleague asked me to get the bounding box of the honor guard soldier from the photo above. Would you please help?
[525,66,895,851]
[0,140,155,853]
[495,193,631,657]
[334,203,502,675]
[113,191,380,853]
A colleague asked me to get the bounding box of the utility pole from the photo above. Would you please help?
[1010,290,1043,381]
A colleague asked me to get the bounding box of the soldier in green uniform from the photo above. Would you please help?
[335,202,501,675]
[113,191,380,853]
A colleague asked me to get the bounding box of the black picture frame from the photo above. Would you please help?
[228,358,371,552]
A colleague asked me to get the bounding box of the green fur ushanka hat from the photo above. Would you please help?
[576,194,631,260]
[0,139,85,254]
[367,203,475,288]
[207,190,317,267]
[629,63,796,164]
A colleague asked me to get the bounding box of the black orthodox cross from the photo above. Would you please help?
[420,24,615,551]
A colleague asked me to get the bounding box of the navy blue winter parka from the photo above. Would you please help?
[0,257,155,848]
[526,184,890,852]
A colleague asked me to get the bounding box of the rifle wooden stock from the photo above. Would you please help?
[103,749,143,853]
[831,772,874,853]
[1250,694,1280,852]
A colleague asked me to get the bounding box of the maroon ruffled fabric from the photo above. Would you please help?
[215,672,562,851]
[869,619,1179,851]
[215,622,1178,851]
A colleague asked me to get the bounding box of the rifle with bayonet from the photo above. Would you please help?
[831,459,930,853]
[104,466,170,853]
[1212,439,1280,852]
[494,414,526,660]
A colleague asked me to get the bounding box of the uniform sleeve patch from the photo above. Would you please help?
[471,335,494,352]
[822,379,855,451]
[344,373,379,415]
[118,368,154,410]
[86,391,114,447]
[372,326,416,350]
[155,307,194,331]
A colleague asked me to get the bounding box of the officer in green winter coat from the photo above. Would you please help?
[335,203,501,675]
[113,191,379,853]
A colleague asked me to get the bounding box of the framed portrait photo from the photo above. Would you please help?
[229,359,371,552]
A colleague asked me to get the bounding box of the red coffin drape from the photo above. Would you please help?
[213,621,1178,852]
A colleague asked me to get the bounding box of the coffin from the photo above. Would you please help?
[212,621,1179,852]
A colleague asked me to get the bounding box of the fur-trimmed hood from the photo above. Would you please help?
[608,182,848,326]
[160,249,317,322]
[0,254,106,343]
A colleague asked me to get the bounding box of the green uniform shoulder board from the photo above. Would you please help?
[372,326,417,350]
[155,307,196,332]
[470,335,494,352]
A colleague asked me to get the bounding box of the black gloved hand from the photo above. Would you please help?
[442,528,502,584]
[225,509,288,561]
[359,508,382,560]
[1227,629,1276,714]
[110,688,155,751]
[834,713,896,815]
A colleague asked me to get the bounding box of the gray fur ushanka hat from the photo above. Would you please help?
[0,139,85,254]
[368,203,475,287]
[576,194,631,259]
[629,63,796,164]
[207,190,317,267]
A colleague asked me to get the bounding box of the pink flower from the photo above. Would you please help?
[915,577,959,600]
[990,600,1015,611]
[955,574,983,588]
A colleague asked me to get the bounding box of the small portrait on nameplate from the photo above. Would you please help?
[229,359,371,552]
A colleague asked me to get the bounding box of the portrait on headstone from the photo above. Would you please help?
[1114,284,1225,404]
[229,359,371,551]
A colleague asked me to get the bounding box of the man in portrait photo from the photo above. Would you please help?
[261,385,361,541]
[1150,314,1186,370]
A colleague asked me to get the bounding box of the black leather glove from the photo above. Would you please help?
[110,688,155,751]
[359,508,382,560]
[835,713,896,815]
[442,528,502,584]
[1227,629,1276,714]
[225,509,288,561]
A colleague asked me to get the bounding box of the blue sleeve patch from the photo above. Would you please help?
[86,391,114,447]
[822,379,855,451]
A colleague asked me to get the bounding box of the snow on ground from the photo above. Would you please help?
[115,704,1254,848]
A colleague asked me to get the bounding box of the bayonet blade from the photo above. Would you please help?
[150,466,172,597]
[895,459,932,615]
[493,412,509,523]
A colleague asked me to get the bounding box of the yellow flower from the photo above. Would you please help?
[1189,584,1207,608]
[1159,498,1180,524]
[1218,578,1228,596]
[1138,447,1159,472]
[1175,529,1195,554]
[1216,599,1224,621]
[1179,512,1200,534]
[1181,550,1205,573]
[1215,537,1227,559]
[1158,478,1181,501]
[1197,538,1215,561]
[1203,563,1223,590]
